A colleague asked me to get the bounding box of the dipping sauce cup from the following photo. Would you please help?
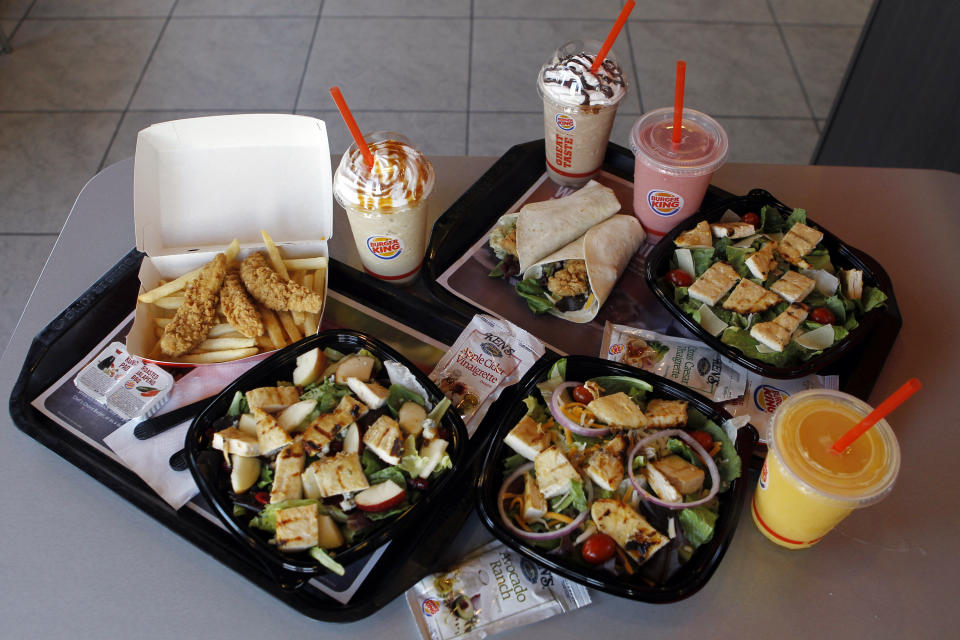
[333,131,435,286]
[630,107,728,241]
[752,389,901,549]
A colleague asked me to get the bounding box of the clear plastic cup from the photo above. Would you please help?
[752,389,901,549]
[538,39,627,187]
[333,132,435,286]
[630,107,728,241]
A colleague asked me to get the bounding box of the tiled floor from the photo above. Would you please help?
[0,0,872,353]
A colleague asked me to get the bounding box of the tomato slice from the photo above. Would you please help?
[666,268,694,288]
[571,385,593,404]
[690,430,714,452]
[741,212,760,227]
[810,307,836,325]
[581,533,617,564]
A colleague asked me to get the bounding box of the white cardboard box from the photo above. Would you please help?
[128,114,333,365]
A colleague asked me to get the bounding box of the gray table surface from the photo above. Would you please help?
[2,156,957,638]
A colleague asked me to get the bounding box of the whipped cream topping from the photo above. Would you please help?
[333,134,435,213]
[540,51,626,106]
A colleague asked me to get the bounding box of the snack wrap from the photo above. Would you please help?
[522,214,645,323]
[496,180,621,273]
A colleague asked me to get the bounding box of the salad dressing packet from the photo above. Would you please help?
[430,315,544,435]
[406,541,591,640]
[74,341,173,419]
[600,323,747,402]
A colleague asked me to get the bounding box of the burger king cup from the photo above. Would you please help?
[333,131,435,285]
[630,107,728,241]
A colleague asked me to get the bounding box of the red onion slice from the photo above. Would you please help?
[550,382,611,438]
[498,462,589,540]
[627,429,720,509]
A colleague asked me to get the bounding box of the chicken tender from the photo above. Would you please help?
[221,270,263,338]
[240,252,324,313]
[159,253,227,356]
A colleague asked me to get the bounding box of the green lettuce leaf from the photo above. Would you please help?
[248,499,319,532]
[691,248,716,276]
[759,205,784,233]
[515,278,555,314]
[300,378,352,414]
[784,208,807,229]
[385,383,426,417]
[680,506,718,549]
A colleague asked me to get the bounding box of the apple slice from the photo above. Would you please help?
[334,355,375,384]
[230,455,261,494]
[418,438,449,479]
[237,413,258,436]
[316,514,345,549]
[355,480,406,512]
[398,401,426,436]
[293,347,327,387]
[342,423,360,454]
[277,399,317,432]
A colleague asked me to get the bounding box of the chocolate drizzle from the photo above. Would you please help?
[542,52,625,106]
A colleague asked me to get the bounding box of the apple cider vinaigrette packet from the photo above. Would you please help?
[430,315,545,436]
[407,541,591,640]
[600,323,747,402]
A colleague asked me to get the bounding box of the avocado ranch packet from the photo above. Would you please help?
[600,323,747,402]
[406,540,591,640]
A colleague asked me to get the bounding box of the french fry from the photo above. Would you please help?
[224,238,240,263]
[197,337,256,350]
[180,347,259,364]
[261,230,290,280]
[278,311,302,342]
[282,257,329,271]
[153,295,185,310]
[154,317,172,327]
[154,326,165,339]
[147,341,164,361]
[260,307,286,350]
[207,323,239,338]
[302,273,319,335]
[256,335,273,350]
[138,269,200,304]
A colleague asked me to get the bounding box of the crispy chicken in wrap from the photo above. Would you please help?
[514,215,645,323]
[488,180,621,279]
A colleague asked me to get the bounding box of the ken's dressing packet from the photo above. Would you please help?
[406,541,591,640]
[600,323,747,402]
[430,315,544,436]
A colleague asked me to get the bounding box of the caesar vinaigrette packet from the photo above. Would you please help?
[600,323,747,402]
[407,541,591,640]
[430,315,545,435]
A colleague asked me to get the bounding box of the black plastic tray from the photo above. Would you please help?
[475,354,758,603]
[9,248,484,622]
[644,188,902,384]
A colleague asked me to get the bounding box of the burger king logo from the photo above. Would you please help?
[647,189,683,217]
[608,343,624,356]
[759,459,769,490]
[556,113,576,131]
[754,384,789,413]
[124,379,136,389]
[422,599,440,617]
[366,235,403,260]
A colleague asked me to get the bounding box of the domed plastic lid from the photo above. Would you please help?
[630,108,728,177]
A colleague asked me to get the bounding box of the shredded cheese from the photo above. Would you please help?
[544,511,574,524]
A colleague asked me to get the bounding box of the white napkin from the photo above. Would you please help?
[104,357,264,509]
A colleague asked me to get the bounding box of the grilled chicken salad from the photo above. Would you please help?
[209,346,453,575]
[496,360,741,577]
[663,207,888,368]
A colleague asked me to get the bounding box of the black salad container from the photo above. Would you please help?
[185,329,469,592]
[475,354,758,603]
[644,189,900,379]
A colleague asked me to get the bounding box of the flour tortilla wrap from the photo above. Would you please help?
[491,181,621,272]
[522,215,645,323]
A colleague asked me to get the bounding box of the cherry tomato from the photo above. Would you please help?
[666,268,694,288]
[571,385,594,404]
[253,491,270,505]
[690,431,714,452]
[741,212,761,227]
[581,533,617,565]
[810,307,836,325]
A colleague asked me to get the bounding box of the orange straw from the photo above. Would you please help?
[589,0,636,73]
[831,378,922,454]
[672,60,686,144]
[329,86,374,168]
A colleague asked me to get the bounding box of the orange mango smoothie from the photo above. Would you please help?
[752,390,900,549]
